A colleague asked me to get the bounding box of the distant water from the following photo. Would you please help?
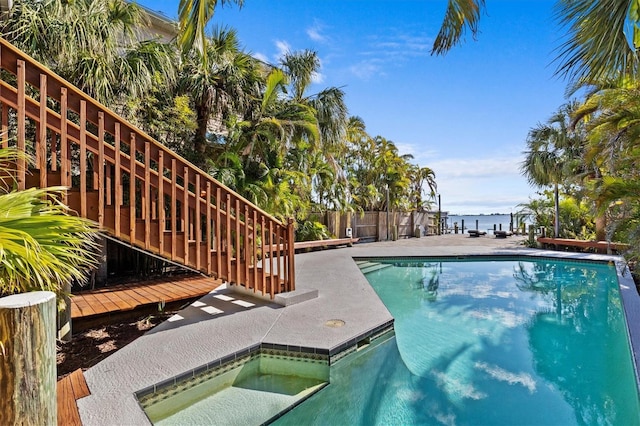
[448,214,529,233]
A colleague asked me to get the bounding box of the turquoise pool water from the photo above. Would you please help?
[277,257,640,425]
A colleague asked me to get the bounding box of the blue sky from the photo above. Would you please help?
[139,0,570,215]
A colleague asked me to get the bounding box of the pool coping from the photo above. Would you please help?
[77,237,640,425]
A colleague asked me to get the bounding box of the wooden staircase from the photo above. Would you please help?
[0,37,295,298]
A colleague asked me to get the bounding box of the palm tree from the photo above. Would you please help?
[433,0,640,83]
[0,149,98,298]
[178,0,243,59]
[410,166,437,211]
[431,0,486,54]
[180,26,260,159]
[521,103,585,237]
[572,80,640,242]
[1,0,176,108]
[554,0,640,83]
[218,68,319,219]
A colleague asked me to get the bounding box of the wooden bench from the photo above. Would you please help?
[467,230,486,237]
[294,238,359,252]
[57,368,91,426]
[537,237,630,254]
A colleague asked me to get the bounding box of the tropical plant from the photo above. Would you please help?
[521,102,587,237]
[178,0,243,59]
[554,0,640,83]
[0,148,98,298]
[295,220,331,242]
[432,0,486,54]
[180,26,260,159]
[1,0,176,108]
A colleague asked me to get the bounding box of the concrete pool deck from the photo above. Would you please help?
[77,234,640,425]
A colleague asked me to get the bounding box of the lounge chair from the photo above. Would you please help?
[468,230,486,237]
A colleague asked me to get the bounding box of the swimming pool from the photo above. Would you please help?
[276,257,640,425]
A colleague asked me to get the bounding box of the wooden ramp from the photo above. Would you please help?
[57,369,90,426]
[71,275,224,320]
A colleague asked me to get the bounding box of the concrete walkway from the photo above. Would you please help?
[77,234,640,425]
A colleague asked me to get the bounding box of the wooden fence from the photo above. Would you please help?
[319,211,440,241]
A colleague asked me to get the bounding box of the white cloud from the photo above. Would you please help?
[307,21,328,43]
[430,157,523,179]
[349,30,433,80]
[349,60,384,80]
[274,40,291,61]
[253,52,269,63]
[311,71,325,84]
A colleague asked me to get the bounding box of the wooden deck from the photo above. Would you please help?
[71,275,224,320]
[57,369,90,426]
[294,237,359,252]
[537,237,630,254]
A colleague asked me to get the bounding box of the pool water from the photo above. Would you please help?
[277,258,640,425]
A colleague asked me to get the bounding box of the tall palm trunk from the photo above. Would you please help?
[195,104,210,156]
[554,183,560,238]
[594,198,607,241]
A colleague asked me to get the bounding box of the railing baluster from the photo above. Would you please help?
[79,100,87,218]
[226,193,232,282]
[158,150,164,254]
[60,88,69,204]
[195,173,201,271]
[252,209,258,272]
[183,167,189,266]
[105,163,112,206]
[215,187,221,276]
[269,220,274,299]
[16,60,25,190]
[171,159,177,261]
[235,198,241,285]
[1,103,8,148]
[97,112,104,227]
[287,218,296,291]
[114,124,121,237]
[244,205,250,290]
[276,225,282,294]
[144,140,150,250]
[38,74,47,189]
[261,217,266,296]
[206,182,212,275]
[129,133,136,244]
[50,133,57,172]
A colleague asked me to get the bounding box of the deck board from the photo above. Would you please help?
[71,275,223,320]
[57,369,90,426]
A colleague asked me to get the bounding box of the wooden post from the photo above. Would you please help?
[0,291,57,425]
[287,218,296,291]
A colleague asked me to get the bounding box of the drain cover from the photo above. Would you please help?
[325,319,345,328]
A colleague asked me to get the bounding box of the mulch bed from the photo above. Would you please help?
[56,311,175,380]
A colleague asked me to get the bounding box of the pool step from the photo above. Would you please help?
[358,262,392,274]
[144,354,329,426]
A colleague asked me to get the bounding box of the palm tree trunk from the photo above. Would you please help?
[554,183,560,238]
[595,198,607,241]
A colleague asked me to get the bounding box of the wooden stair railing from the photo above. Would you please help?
[0,37,295,298]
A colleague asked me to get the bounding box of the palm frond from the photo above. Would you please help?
[432,0,486,55]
